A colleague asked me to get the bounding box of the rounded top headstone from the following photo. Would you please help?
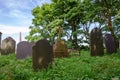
[16,41,34,59]
[32,39,53,70]
[1,36,16,55]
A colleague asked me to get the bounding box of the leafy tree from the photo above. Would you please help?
[26,4,56,43]
[27,0,84,49]
[26,0,120,49]
[114,10,120,39]
[51,0,85,49]
[92,0,120,48]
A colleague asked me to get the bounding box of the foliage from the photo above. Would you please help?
[26,4,55,42]
[26,0,120,49]
[26,0,91,49]
[92,0,120,48]
[114,10,120,39]
[0,50,120,80]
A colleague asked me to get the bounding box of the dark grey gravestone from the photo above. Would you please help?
[104,34,117,54]
[119,40,120,49]
[32,39,53,71]
[90,27,104,56]
[1,37,16,55]
[16,41,34,59]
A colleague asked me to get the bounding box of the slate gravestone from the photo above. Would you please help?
[53,27,69,58]
[90,28,104,56]
[119,40,120,49]
[32,39,53,71]
[16,41,34,59]
[0,32,2,49]
[104,34,117,54]
[1,37,16,55]
[0,32,2,53]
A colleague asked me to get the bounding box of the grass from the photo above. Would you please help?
[0,49,120,80]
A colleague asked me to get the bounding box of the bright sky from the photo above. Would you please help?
[0,0,51,44]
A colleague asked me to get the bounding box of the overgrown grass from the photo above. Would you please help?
[0,49,120,80]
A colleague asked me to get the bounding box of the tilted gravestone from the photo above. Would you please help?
[1,37,16,55]
[90,27,104,56]
[104,34,117,54]
[32,39,53,71]
[16,41,34,59]
[53,27,69,58]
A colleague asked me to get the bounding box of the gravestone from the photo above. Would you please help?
[53,27,69,58]
[32,39,53,71]
[90,27,104,56]
[16,41,34,59]
[0,32,2,53]
[104,34,117,54]
[1,37,16,55]
[53,40,69,57]
[119,40,120,49]
[0,32,2,48]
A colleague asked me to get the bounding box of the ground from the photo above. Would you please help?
[0,49,120,80]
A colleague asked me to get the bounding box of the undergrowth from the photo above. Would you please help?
[0,49,120,80]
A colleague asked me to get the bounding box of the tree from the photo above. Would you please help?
[114,10,120,40]
[26,0,120,50]
[92,0,120,48]
[27,0,85,49]
[52,0,85,49]
[26,4,56,43]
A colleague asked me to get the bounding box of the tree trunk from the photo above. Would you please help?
[71,21,79,49]
[107,16,119,49]
[103,0,119,49]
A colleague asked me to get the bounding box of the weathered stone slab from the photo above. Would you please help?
[1,37,16,55]
[90,28,104,56]
[53,26,69,58]
[0,32,2,54]
[16,41,34,59]
[53,39,69,58]
[32,39,53,71]
[104,34,117,54]
[0,32,2,48]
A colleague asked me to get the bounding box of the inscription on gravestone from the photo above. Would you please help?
[1,37,16,55]
[16,41,34,59]
[32,39,53,71]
